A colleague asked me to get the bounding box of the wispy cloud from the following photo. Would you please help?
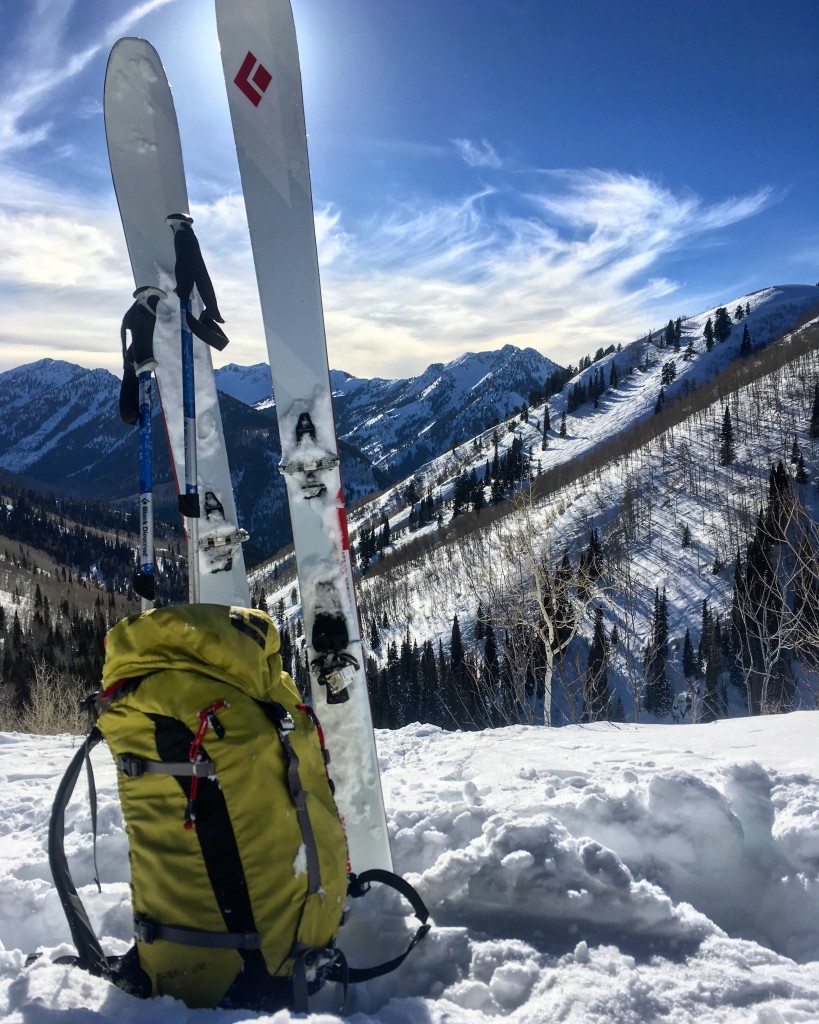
[453,138,503,169]
[0,0,177,155]
[314,170,777,376]
[0,167,778,380]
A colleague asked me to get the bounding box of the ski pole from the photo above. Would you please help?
[136,368,156,610]
[166,212,232,603]
[119,286,165,609]
[166,214,201,603]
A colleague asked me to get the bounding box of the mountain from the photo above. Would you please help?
[0,360,381,563]
[0,344,560,563]
[211,361,273,406]
[0,360,135,487]
[332,344,563,479]
[216,344,563,482]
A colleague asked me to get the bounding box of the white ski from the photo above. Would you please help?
[105,38,249,607]
[215,0,392,873]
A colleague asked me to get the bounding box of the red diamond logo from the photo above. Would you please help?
[235,51,271,107]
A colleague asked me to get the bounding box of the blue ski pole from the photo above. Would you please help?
[119,286,165,608]
[166,212,231,603]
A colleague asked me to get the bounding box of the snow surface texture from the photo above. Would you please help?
[1,712,817,1022]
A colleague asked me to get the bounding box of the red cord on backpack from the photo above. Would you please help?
[184,701,228,829]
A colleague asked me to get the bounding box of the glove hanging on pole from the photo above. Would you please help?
[119,286,166,425]
[165,213,229,351]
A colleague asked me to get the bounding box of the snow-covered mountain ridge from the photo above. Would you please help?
[217,343,562,481]
[339,284,819,544]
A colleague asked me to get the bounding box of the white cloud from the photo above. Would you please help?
[0,168,779,381]
[453,138,503,169]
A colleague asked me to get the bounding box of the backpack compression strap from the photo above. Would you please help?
[341,870,431,983]
[48,728,110,978]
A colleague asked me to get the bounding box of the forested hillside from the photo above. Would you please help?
[0,485,185,730]
[252,294,819,730]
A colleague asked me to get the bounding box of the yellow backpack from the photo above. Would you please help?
[48,604,429,1012]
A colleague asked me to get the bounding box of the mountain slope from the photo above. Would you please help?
[251,284,819,725]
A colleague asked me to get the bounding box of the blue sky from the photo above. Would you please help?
[0,0,816,379]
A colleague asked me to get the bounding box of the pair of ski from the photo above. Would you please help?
[109,45,248,610]
[105,1,390,874]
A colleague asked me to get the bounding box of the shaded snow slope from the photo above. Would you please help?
[1,712,817,1022]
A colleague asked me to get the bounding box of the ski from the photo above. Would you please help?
[216,0,392,873]
[105,37,250,607]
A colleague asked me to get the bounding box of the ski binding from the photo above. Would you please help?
[199,491,249,573]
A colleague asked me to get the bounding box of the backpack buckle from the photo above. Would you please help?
[133,913,155,944]
[118,754,144,778]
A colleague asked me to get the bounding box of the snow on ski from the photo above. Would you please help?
[215,0,392,872]
[105,37,249,607]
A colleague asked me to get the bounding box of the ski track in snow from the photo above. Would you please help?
[1,713,818,1022]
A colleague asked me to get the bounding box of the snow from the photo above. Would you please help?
[1,712,817,1021]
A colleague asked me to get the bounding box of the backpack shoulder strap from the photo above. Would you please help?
[341,870,431,984]
[48,728,110,978]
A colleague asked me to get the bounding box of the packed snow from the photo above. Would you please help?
[1,711,817,1022]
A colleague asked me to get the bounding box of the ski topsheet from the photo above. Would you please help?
[215,0,392,873]
[105,38,249,607]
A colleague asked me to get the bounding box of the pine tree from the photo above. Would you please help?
[448,615,469,728]
[681,523,692,548]
[734,304,745,321]
[682,627,697,679]
[719,407,736,465]
[739,323,751,357]
[584,607,610,722]
[609,361,618,388]
[713,306,733,342]
[559,411,567,438]
[644,587,672,716]
[475,601,485,641]
[811,383,819,439]
[419,640,439,724]
[701,616,727,722]
[554,552,575,648]
[704,317,714,351]
[482,619,500,722]
[654,387,665,415]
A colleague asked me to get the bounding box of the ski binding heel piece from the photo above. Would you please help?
[309,652,358,704]
[280,455,341,500]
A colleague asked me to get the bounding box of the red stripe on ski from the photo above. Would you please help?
[337,492,350,551]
